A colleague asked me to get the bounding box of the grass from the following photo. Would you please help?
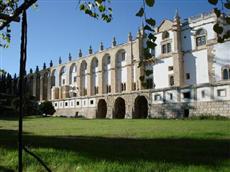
[0,117,229,172]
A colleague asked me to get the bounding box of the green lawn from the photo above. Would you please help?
[0,117,229,172]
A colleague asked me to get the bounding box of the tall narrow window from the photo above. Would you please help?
[223,68,229,80]
[169,75,174,86]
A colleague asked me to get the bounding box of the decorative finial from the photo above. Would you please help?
[112,37,116,47]
[30,68,33,74]
[174,8,180,20]
[68,53,72,61]
[50,60,53,67]
[14,73,17,79]
[89,45,93,54]
[128,32,132,42]
[100,42,104,51]
[79,49,82,57]
[43,63,46,70]
[36,66,39,73]
[59,57,62,64]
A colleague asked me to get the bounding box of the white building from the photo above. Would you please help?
[27,10,230,118]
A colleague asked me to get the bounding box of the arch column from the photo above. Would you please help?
[87,73,91,96]
[47,75,51,100]
[98,71,103,95]
[40,76,44,101]
[110,68,116,93]
[126,64,133,92]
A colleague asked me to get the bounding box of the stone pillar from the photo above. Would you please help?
[62,85,70,99]
[110,69,116,93]
[40,76,44,101]
[172,12,184,87]
[126,65,133,92]
[87,73,91,96]
[47,76,51,100]
[98,71,103,95]
[76,76,81,96]
[59,86,62,99]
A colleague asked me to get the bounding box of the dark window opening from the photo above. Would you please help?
[183,92,191,99]
[186,73,190,80]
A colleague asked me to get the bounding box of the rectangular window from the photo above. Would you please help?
[154,94,161,101]
[186,73,190,80]
[63,79,65,85]
[65,102,68,106]
[132,82,136,90]
[55,103,57,107]
[217,89,226,97]
[169,75,174,86]
[169,93,173,100]
[183,92,191,99]
[168,66,173,71]
[90,100,94,105]
[201,90,206,98]
[76,101,80,106]
[167,43,171,53]
[108,85,111,93]
[162,44,166,54]
[74,76,77,82]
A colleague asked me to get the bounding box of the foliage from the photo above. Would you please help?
[0,118,229,171]
[11,95,41,116]
[188,114,229,120]
[39,101,55,116]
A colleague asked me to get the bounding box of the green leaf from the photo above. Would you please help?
[145,0,155,7]
[224,2,230,9]
[80,4,85,10]
[99,5,105,12]
[146,18,156,27]
[208,0,218,5]
[214,8,220,17]
[136,7,144,17]
[144,25,153,31]
[226,17,230,24]
[146,40,157,49]
[148,33,156,41]
[145,70,153,76]
[213,24,223,34]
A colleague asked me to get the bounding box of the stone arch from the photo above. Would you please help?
[113,97,126,119]
[69,63,77,85]
[133,96,148,119]
[80,60,87,96]
[59,66,66,86]
[115,49,127,93]
[96,99,107,118]
[51,69,56,87]
[42,72,49,100]
[102,54,111,93]
[90,57,99,95]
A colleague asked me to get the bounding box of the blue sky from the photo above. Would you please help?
[1,0,215,75]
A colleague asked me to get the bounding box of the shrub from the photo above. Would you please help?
[39,101,56,116]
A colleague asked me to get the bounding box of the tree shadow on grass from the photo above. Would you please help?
[0,129,229,167]
[0,166,14,172]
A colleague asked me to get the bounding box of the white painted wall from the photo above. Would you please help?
[183,49,209,85]
[213,41,230,81]
[153,57,173,89]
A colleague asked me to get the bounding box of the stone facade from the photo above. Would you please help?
[26,10,230,118]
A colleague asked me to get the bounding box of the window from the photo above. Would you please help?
[169,93,173,100]
[162,44,166,54]
[146,78,153,89]
[169,75,174,86]
[62,79,65,85]
[168,66,173,71]
[121,83,126,91]
[90,100,94,105]
[65,102,68,106]
[132,82,136,90]
[74,76,77,82]
[54,103,57,107]
[162,43,171,54]
[186,73,190,80]
[162,31,169,40]
[222,67,230,80]
[196,29,206,47]
[217,89,226,97]
[201,90,206,98]
[94,86,98,94]
[76,101,80,106]
[154,94,161,101]
[167,43,171,53]
[183,92,191,99]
